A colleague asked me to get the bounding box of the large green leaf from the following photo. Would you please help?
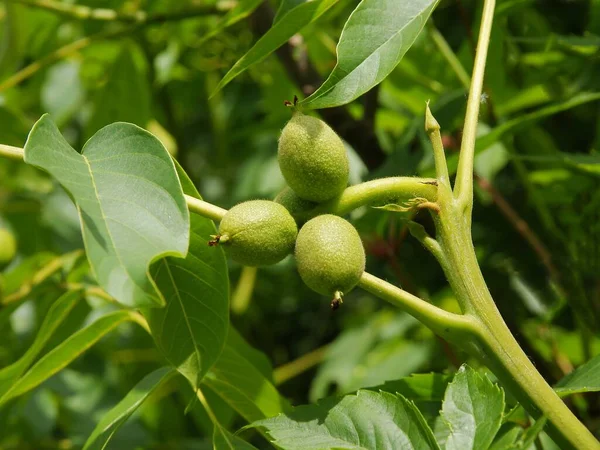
[203,330,290,423]
[0,290,81,398]
[0,310,139,405]
[144,161,229,390]
[214,0,339,93]
[23,115,189,308]
[436,365,504,450]
[83,367,176,450]
[555,354,600,395]
[300,0,439,109]
[250,390,440,450]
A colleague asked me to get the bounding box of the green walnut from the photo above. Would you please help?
[295,214,365,309]
[211,200,297,266]
[278,113,349,202]
[0,228,16,265]
[274,186,317,224]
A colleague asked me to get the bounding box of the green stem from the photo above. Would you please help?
[0,143,228,222]
[185,195,227,221]
[425,105,449,187]
[433,183,599,450]
[358,272,479,348]
[311,177,438,218]
[453,0,495,209]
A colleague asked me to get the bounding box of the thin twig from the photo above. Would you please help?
[0,5,222,93]
[273,344,330,385]
[6,0,220,22]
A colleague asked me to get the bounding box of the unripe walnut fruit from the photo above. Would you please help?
[215,200,297,266]
[295,214,365,305]
[274,187,317,224]
[278,113,349,202]
[0,228,16,265]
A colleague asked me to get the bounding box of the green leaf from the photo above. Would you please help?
[436,365,505,450]
[0,290,81,398]
[555,354,600,395]
[196,0,264,47]
[250,390,440,450]
[370,372,452,404]
[300,0,440,109]
[23,115,189,308]
[203,330,290,423]
[213,426,259,450]
[144,161,229,390]
[83,367,176,450]
[274,0,306,22]
[214,0,339,93]
[0,310,138,405]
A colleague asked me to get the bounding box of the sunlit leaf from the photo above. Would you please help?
[250,390,440,450]
[0,290,81,398]
[301,0,440,109]
[83,367,176,450]
[24,115,189,308]
[436,365,504,450]
[0,310,140,405]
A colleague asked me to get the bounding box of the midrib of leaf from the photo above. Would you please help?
[161,259,203,384]
[305,1,432,104]
[81,155,149,296]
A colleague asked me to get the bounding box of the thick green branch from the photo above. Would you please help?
[309,177,438,218]
[358,272,478,347]
[453,0,496,208]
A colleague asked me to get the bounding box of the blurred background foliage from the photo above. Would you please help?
[0,0,599,448]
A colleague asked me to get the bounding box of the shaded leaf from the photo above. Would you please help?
[213,426,259,450]
[85,45,150,139]
[0,310,139,405]
[203,330,290,423]
[214,0,339,93]
[196,0,264,47]
[555,353,600,395]
[0,290,81,398]
[144,161,229,390]
[250,390,440,450]
[83,367,176,450]
[436,365,504,450]
[24,115,189,308]
[301,0,440,109]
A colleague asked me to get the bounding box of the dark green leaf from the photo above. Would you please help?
[555,354,600,395]
[0,310,139,405]
[196,0,264,47]
[250,390,440,450]
[213,426,259,450]
[85,45,150,139]
[436,365,504,450]
[24,115,189,308]
[144,161,229,390]
[301,0,440,109]
[83,367,176,450]
[214,0,339,93]
[203,330,290,423]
